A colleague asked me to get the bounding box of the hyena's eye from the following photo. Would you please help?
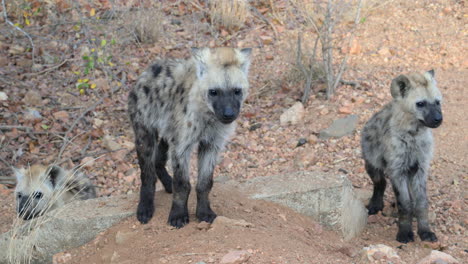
[17,193,22,199]
[208,89,218,96]
[233,88,242,96]
[416,101,426,108]
[33,192,43,199]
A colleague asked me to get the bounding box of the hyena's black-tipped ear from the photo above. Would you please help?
[427,69,435,78]
[390,74,411,98]
[47,165,62,187]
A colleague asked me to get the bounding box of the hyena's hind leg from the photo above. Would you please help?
[154,139,173,194]
[365,161,387,215]
[410,170,438,242]
[134,125,159,224]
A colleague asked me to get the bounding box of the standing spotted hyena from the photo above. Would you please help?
[361,70,443,243]
[128,47,252,227]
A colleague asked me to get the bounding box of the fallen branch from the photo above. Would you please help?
[2,0,35,64]
[0,126,33,131]
[24,59,72,76]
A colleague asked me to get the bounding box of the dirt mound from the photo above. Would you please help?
[64,186,350,263]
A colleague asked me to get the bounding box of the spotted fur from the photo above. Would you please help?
[128,47,252,227]
[361,70,442,243]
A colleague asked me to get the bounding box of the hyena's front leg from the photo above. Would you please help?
[390,174,414,243]
[196,140,219,223]
[168,147,192,228]
[410,169,437,242]
[135,126,158,224]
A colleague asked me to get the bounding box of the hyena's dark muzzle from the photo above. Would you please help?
[420,103,443,128]
[212,94,241,124]
[17,196,43,220]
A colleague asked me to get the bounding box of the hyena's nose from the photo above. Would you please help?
[223,107,235,120]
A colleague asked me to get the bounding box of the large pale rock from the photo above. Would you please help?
[0,195,136,264]
[417,250,459,264]
[227,171,367,240]
[359,244,402,264]
[319,114,359,139]
[280,102,305,125]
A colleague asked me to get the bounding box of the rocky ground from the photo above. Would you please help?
[0,0,467,263]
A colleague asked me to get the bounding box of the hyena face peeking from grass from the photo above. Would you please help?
[361,70,442,243]
[14,165,96,220]
[128,47,252,228]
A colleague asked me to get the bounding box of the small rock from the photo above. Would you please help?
[103,135,122,151]
[259,35,273,45]
[196,221,211,231]
[16,58,32,68]
[9,45,25,55]
[293,148,317,169]
[115,231,132,245]
[378,47,391,57]
[53,110,69,121]
[359,244,401,263]
[23,90,43,106]
[0,91,7,101]
[417,250,459,264]
[94,78,110,91]
[308,134,318,144]
[94,118,104,127]
[24,108,43,120]
[265,54,274,60]
[338,106,353,114]
[249,123,262,131]
[319,115,359,139]
[280,102,305,126]
[220,250,251,264]
[349,39,361,55]
[296,138,307,147]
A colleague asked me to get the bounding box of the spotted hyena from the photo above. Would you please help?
[14,164,96,220]
[128,47,252,227]
[361,70,442,243]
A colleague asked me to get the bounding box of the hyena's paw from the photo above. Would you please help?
[396,229,415,243]
[367,202,384,215]
[196,208,217,223]
[168,206,189,228]
[137,200,154,224]
[419,230,438,242]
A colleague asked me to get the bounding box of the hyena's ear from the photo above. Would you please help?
[12,167,24,182]
[239,48,252,75]
[47,165,63,187]
[427,69,435,78]
[191,47,207,79]
[390,74,411,98]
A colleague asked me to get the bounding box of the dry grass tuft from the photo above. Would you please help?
[126,8,163,44]
[210,0,250,30]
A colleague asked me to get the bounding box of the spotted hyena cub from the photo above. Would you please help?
[128,47,252,227]
[361,70,442,243]
[14,164,96,220]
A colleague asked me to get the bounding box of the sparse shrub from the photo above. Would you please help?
[128,8,162,44]
[209,0,249,30]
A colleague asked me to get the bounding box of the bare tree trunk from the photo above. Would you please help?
[323,0,335,99]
